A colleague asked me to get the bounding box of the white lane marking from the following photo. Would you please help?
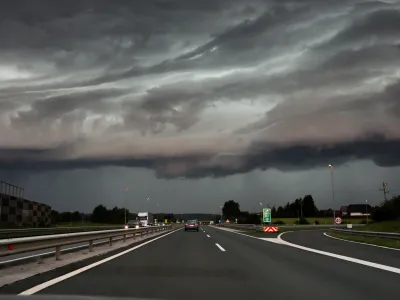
[0,235,136,266]
[19,228,182,295]
[323,232,400,251]
[215,243,226,252]
[214,226,400,275]
[259,238,282,244]
[206,235,210,238]
[278,232,400,275]
[213,226,268,240]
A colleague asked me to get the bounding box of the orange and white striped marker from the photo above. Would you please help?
[263,226,278,232]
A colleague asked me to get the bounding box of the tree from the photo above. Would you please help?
[222,200,240,220]
[302,195,318,217]
[92,205,108,223]
[71,211,81,222]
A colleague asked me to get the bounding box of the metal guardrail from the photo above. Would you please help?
[330,228,400,240]
[0,225,122,234]
[0,225,172,261]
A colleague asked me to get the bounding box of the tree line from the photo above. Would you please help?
[222,194,400,224]
[51,205,176,224]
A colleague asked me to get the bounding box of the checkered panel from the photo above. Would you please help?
[0,193,52,227]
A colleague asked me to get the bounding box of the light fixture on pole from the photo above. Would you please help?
[328,164,335,224]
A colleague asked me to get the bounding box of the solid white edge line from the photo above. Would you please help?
[215,243,226,252]
[213,227,400,275]
[277,232,400,275]
[19,228,182,295]
[323,232,400,251]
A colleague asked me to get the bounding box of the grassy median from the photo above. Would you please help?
[355,220,400,233]
[327,221,400,249]
[328,231,400,249]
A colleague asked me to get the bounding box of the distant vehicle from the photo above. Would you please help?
[124,220,141,229]
[138,212,154,227]
[185,220,199,232]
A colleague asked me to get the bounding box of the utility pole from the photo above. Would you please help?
[328,164,335,223]
[379,182,389,201]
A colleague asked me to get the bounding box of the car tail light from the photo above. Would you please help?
[195,224,198,227]
[185,224,188,226]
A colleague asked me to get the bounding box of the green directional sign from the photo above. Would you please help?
[263,208,271,223]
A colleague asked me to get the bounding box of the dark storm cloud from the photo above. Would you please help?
[1,0,400,179]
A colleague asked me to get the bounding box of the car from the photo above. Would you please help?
[184,220,199,231]
[124,220,142,229]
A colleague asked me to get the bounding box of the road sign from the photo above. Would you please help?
[164,219,168,224]
[263,226,278,232]
[263,208,271,223]
[335,217,342,224]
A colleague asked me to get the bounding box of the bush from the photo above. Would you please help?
[314,220,320,225]
[295,218,310,225]
[274,220,285,225]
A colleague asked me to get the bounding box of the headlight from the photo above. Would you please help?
[124,225,128,229]
[136,225,139,228]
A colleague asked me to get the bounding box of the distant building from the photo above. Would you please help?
[346,204,372,217]
[340,206,348,217]
[0,181,51,227]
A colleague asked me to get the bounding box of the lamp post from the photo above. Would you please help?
[366,200,368,225]
[124,187,128,224]
[328,164,335,224]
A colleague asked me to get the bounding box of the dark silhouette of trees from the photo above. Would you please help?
[222,200,240,220]
[373,195,400,221]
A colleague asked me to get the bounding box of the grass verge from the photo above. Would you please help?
[356,221,400,233]
[269,217,365,225]
[328,231,400,249]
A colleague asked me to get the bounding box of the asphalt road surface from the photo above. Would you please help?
[280,230,400,268]
[2,226,400,300]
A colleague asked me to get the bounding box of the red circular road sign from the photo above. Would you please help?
[335,217,342,224]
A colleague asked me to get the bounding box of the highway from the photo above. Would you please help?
[1,226,400,299]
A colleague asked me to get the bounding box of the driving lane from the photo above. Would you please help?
[36,226,252,299]
[5,226,400,300]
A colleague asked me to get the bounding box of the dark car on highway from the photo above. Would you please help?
[184,220,199,231]
[124,220,142,229]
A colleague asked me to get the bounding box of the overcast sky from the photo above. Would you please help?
[1,0,399,213]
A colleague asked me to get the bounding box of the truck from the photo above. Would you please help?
[137,212,154,227]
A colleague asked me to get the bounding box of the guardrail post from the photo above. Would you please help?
[123,234,126,242]
[55,246,61,260]
[109,237,113,246]
[89,240,93,252]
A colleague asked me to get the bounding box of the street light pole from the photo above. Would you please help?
[366,200,368,225]
[328,164,335,224]
[124,187,128,224]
